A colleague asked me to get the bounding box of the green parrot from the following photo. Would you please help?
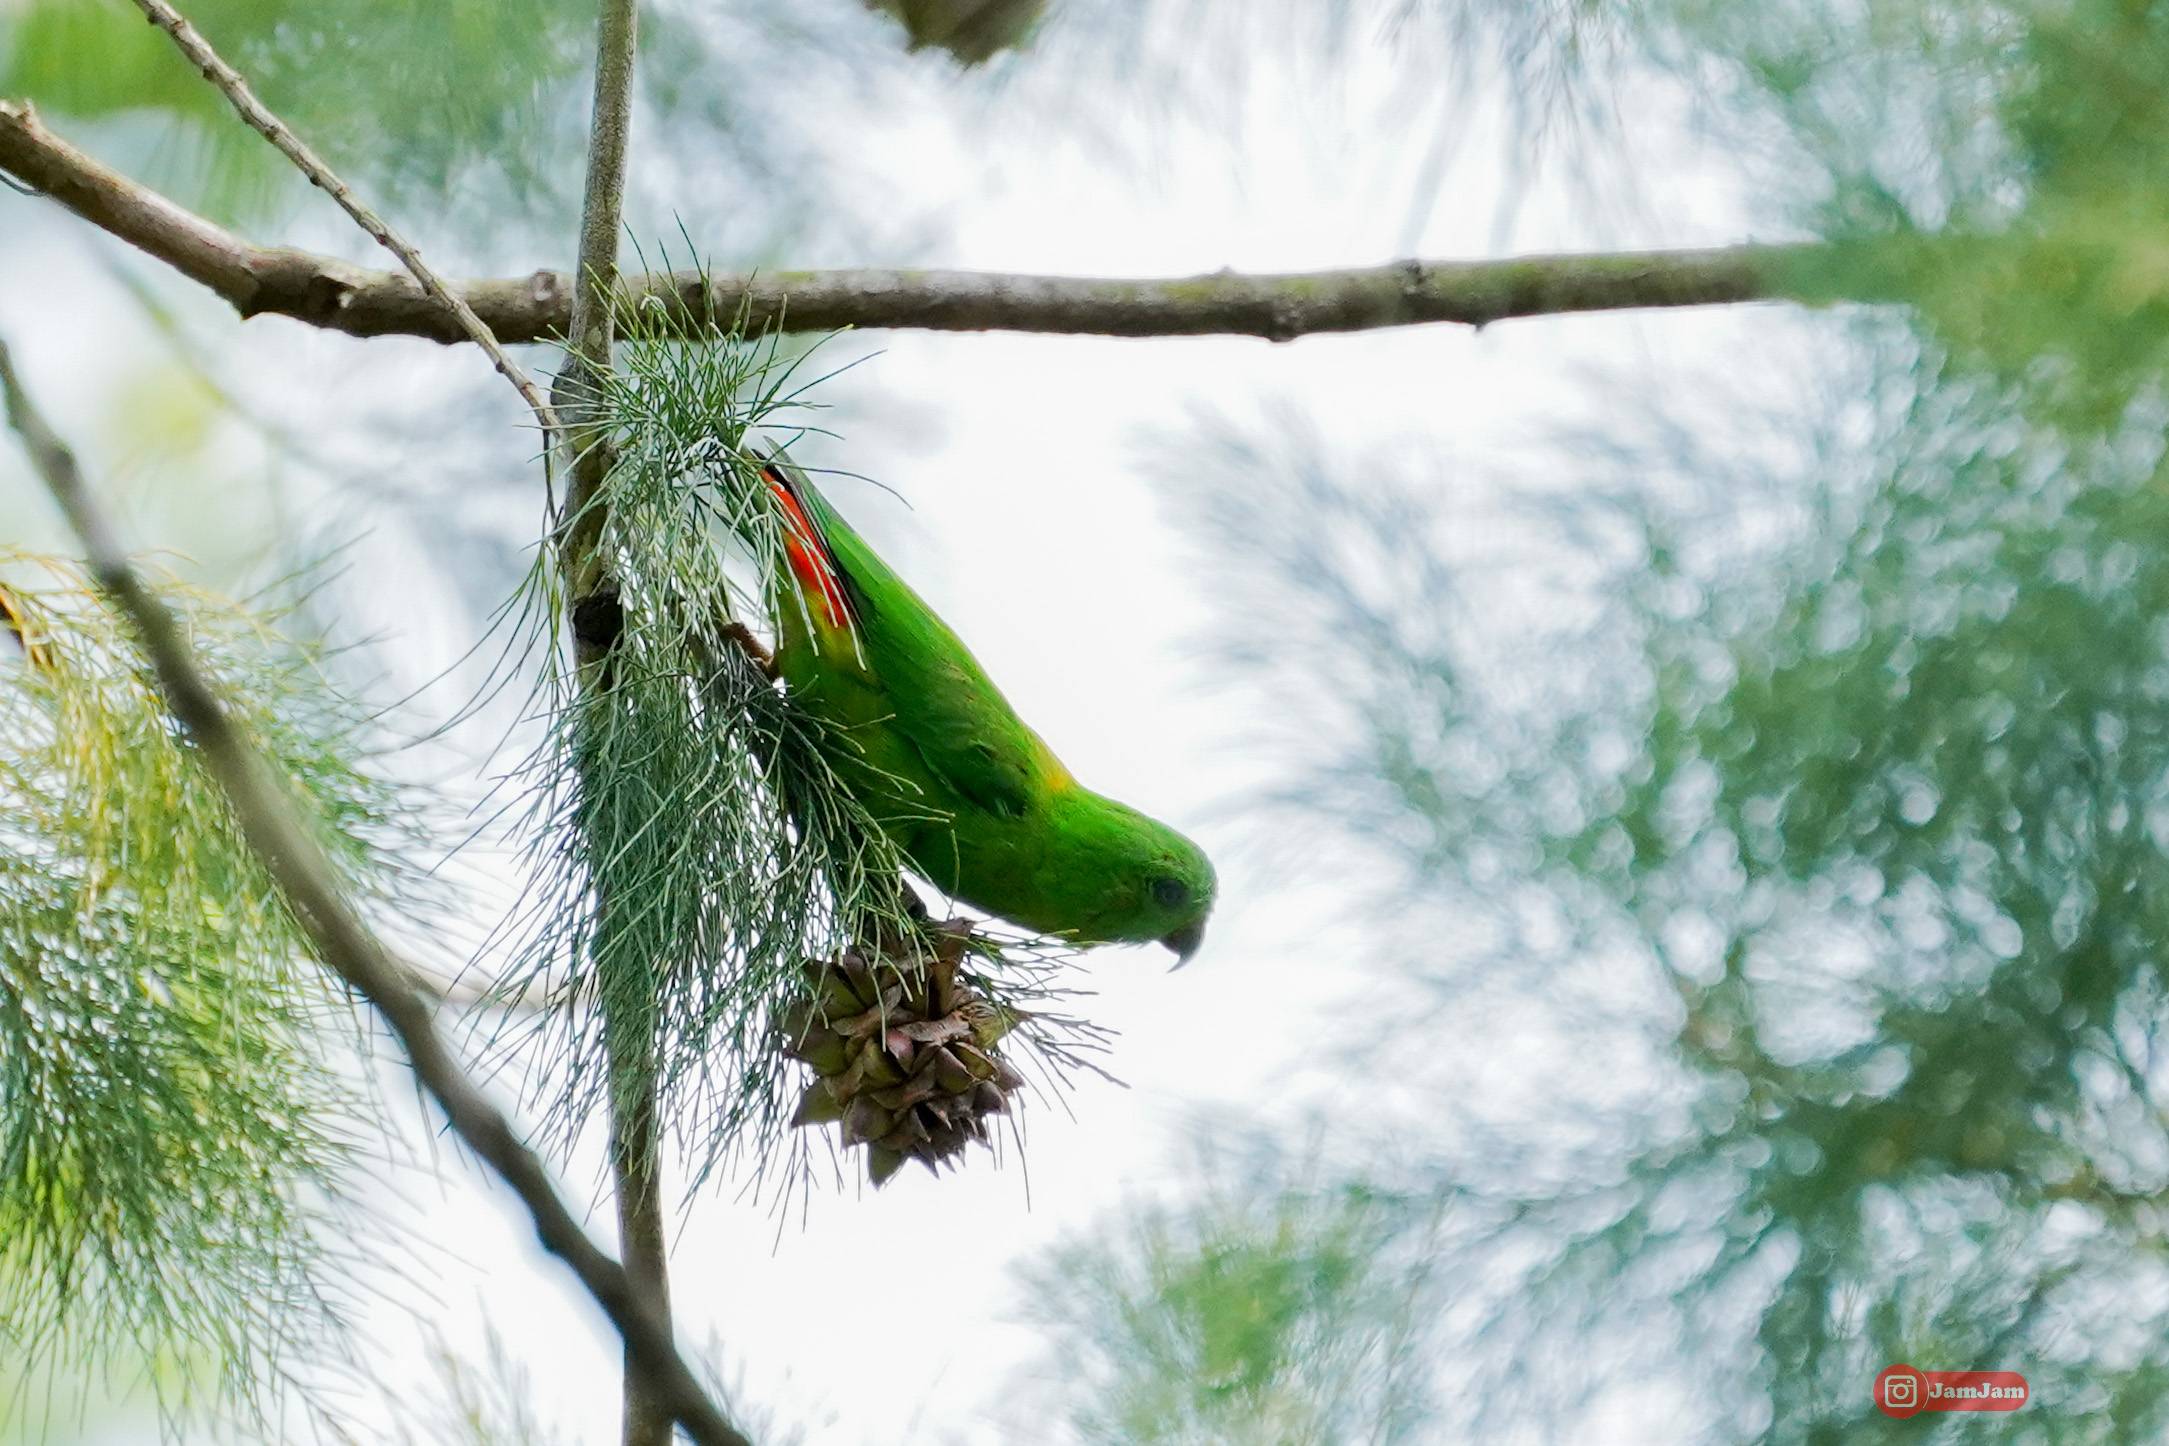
[758,451,1216,963]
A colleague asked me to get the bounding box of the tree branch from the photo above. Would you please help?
[549,5,673,1446]
[0,337,751,1446]
[556,0,637,604]
[0,99,1851,344]
[119,3,560,442]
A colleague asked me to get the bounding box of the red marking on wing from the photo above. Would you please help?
[765,463,851,632]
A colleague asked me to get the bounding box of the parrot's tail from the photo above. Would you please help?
[760,451,855,631]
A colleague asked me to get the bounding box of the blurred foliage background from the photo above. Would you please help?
[10,0,2169,1441]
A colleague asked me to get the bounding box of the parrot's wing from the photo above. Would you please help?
[762,453,1043,820]
[866,629,1039,820]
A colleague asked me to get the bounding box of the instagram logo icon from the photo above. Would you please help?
[1875,1363,2027,1417]
[1878,1364,1926,1419]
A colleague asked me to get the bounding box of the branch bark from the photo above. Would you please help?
[0,336,751,1446]
[549,4,671,1446]
[0,100,1854,344]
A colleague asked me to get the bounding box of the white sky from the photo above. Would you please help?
[0,11,1817,1443]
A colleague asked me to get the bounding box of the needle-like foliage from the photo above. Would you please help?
[490,278,1098,1197]
[0,554,421,1427]
[1021,1151,1444,1446]
[1120,331,2169,1436]
[1039,3,2169,1432]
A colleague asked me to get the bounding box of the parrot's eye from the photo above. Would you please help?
[1151,877,1189,909]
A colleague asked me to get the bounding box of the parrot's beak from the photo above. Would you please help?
[1160,919,1206,970]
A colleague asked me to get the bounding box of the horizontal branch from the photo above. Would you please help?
[1,99,1852,345]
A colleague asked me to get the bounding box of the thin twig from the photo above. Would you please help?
[0,101,1865,345]
[0,337,751,1446]
[122,2,562,446]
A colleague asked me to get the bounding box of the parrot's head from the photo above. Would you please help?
[1141,831,1216,968]
[1048,792,1217,965]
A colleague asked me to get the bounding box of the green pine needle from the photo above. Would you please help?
[0,554,424,1426]
[488,253,1105,1196]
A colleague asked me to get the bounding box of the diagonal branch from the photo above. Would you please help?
[0,100,1857,344]
[0,336,753,1446]
[121,1,560,442]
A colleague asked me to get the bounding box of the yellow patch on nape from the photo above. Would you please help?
[1033,737,1078,791]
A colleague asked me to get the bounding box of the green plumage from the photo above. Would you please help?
[763,454,1216,959]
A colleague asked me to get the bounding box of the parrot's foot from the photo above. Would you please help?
[717,620,775,679]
